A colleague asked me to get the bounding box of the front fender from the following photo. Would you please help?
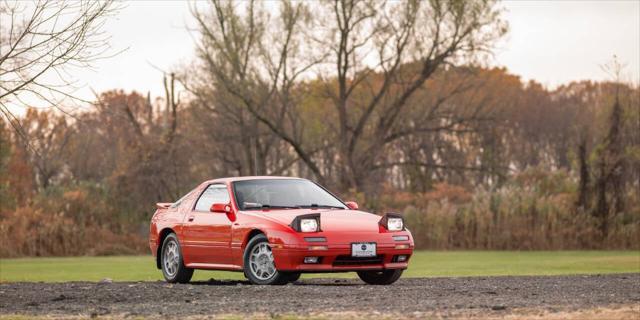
[231,212,306,266]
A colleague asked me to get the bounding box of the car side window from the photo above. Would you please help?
[170,191,193,209]
[194,184,230,212]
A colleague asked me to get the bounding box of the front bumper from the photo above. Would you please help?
[272,243,413,272]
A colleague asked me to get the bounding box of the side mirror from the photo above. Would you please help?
[345,201,359,210]
[210,203,231,213]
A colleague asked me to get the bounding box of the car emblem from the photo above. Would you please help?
[361,244,367,250]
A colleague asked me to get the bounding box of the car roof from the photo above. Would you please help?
[204,176,306,185]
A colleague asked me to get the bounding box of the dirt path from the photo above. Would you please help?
[1,274,638,319]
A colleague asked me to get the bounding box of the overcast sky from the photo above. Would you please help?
[18,0,640,110]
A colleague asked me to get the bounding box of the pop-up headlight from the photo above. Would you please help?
[379,213,404,232]
[300,218,318,232]
[290,213,321,233]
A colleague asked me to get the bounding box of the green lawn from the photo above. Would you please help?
[0,251,638,282]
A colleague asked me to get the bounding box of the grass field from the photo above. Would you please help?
[0,251,638,282]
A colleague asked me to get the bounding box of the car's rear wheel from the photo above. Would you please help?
[161,233,193,283]
[357,269,403,285]
[243,234,290,285]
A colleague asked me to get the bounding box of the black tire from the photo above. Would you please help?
[160,233,194,283]
[243,234,289,285]
[281,272,301,283]
[357,269,403,285]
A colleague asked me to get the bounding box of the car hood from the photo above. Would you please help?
[251,209,382,232]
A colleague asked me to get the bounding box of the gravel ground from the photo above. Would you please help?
[1,274,639,319]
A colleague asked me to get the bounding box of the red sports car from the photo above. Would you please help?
[149,176,414,285]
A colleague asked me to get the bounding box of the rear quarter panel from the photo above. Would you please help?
[149,208,185,257]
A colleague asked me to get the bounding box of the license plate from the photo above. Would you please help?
[351,242,376,257]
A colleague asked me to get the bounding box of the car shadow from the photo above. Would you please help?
[188,279,362,287]
[188,279,250,286]
[290,281,362,287]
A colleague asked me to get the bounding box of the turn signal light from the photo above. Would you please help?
[308,245,328,251]
[395,244,410,249]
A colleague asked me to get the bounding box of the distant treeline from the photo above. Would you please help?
[1,0,638,256]
[0,67,638,257]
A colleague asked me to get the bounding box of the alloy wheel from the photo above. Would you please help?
[249,242,276,280]
[163,240,179,277]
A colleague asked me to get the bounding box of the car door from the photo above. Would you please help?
[181,184,233,265]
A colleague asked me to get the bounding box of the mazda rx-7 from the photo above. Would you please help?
[149,176,413,285]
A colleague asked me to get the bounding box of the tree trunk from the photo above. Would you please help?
[576,134,590,210]
[595,158,608,241]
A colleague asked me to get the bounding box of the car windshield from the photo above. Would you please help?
[233,179,346,210]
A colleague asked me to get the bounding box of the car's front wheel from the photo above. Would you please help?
[243,234,291,285]
[161,233,193,283]
[357,269,403,285]
[282,272,301,283]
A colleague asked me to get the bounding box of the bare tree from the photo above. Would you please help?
[320,0,507,190]
[13,109,72,190]
[0,0,117,134]
[190,0,506,191]
[189,0,321,179]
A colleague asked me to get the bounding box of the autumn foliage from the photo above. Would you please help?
[1,67,638,257]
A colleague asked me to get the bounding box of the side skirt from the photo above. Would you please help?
[185,263,243,271]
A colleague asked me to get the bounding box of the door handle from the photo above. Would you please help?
[188,215,195,222]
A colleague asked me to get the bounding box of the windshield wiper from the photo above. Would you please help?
[244,204,301,210]
[298,204,346,209]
